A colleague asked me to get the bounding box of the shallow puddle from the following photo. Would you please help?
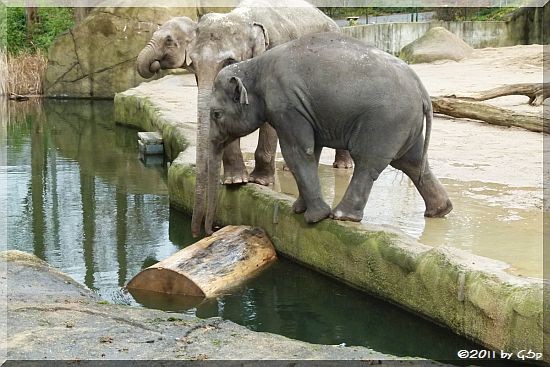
[257,158,543,278]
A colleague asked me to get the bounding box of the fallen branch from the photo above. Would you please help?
[431,97,548,134]
[442,83,549,106]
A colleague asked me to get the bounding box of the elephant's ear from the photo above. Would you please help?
[251,22,269,57]
[230,77,249,105]
[173,17,197,68]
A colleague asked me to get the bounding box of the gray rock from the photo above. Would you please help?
[400,27,474,64]
[3,250,440,362]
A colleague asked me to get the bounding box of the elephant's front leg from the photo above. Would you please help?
[222,139,248,184]
[249,123,277,186]
[331,159,389,221]
[278,127,330,224]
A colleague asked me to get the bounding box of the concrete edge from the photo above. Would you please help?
[114,79,548,361]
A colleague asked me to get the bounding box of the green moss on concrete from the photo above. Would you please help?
[114,92,189,161]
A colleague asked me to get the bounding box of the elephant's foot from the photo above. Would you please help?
[292,197,306,214]
[333,149,354,169]
[222,165,249,185]
[424,199,453,218]
[330,204,363,222]
[249,165,275,186]
[303,200,331,224]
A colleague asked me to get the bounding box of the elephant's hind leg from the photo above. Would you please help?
[333,149,354,169]
[222,139,248,184]
[249,123,277,186]
[390,141,453,218]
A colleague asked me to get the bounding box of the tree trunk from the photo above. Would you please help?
[431,97,548,134]
[25,7,39,43]
[442,83,549,107]
[126,226,277,297]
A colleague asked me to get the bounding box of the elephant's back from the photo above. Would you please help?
[259,32,427,133]
[285,33,425,100]
[237,0,340,47]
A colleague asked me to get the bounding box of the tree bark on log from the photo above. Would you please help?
[431,97,548,134]
[126,226,277,297]
[442,83,549,106]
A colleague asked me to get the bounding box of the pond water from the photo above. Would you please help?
[3,99,494,362]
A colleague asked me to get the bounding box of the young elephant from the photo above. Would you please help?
[203,32,453,235]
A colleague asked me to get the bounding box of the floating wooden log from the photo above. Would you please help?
[431,96,548,134]
[8,93,30,101]
[126,226,277,297]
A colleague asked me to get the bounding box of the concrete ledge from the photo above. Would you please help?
[115,75,548,361]
[114,74,197,161]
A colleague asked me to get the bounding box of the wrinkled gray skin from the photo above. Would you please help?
[136,17,196,78]
[135,0,353,237]
[204,32,453,235]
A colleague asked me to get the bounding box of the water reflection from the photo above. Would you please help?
[6,100,194,301]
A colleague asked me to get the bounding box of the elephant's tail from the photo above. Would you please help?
[420,96,432,185]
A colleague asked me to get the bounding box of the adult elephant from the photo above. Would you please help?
[136,0,353,237]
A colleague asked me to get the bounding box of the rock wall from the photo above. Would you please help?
[44,7,198,99]
[507,5,549,45]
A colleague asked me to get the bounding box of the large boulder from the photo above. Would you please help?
[399,27,474,64]
[44,7,198,98]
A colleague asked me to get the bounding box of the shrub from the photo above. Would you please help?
[7,7,74,55]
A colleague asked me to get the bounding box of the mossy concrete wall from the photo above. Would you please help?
[114,77,548,362]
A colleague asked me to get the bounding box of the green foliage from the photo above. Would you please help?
[320,7,424,19]
[434,7,517,21]
[7,7,74,55]
[0,3,6,50]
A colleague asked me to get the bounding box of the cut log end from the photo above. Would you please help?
[126,268,206,297]
[126,225,277,298]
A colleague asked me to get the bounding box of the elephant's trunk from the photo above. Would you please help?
[136,42,161,79]
[205,142,223,235]
[191,85,214,237]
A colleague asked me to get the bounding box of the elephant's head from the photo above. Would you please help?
[190,13,269,237]
[136,17,197,79]
[203,70,265,235]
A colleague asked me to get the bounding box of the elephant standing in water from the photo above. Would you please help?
[136,0,353,237]
[203,33,453,235]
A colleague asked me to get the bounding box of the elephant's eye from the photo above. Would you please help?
[223,58,237,68]
[212,110,223,120]
[165,35,174,46]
